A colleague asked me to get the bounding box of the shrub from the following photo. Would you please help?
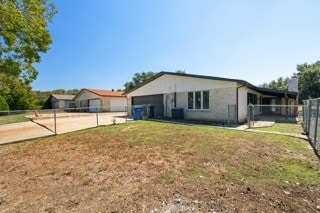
[0,95,9,115]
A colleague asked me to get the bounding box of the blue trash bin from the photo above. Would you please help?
[133,106,143,120]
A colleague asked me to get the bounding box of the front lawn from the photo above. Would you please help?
[257,122,303,134]
[0,121,319,212]
[0,114,30,125]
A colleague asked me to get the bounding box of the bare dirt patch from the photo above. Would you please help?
[0,121,319,212]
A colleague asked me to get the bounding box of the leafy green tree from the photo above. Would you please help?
[296,60,320,101]
[260,77,289,91]
[0,94,9,114]
[0,0,58,83]
[124,71,157,92]
[0,0,57,109]
[0,75,36,110]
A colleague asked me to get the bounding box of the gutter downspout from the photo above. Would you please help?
[236,84,246,124]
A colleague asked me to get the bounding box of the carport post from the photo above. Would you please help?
[96,107,99,127]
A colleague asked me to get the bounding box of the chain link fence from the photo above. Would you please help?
[302,98,320,152]
[1,103,241,144]
[247,104,299,128]
[0,106,133,144]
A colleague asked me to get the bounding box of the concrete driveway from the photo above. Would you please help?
[0,112,132,145]
[0,121,54,145]
[33,112,130,134]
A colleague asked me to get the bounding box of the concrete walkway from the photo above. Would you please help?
[244,129,308,140]
[234,122,307,140]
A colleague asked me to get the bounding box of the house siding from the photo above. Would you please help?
[127,74,238,121]
[174,87,236,121]
[127,73,298,122]
[75,90,100,108]
[110,97,127,111]
[50,97,73,109]
[238,86,263,123]
[75,90,126,112]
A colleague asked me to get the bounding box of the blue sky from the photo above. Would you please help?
[32,0,320,91]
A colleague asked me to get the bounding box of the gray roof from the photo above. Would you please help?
[126,71,298,99]
[51,94,75,101]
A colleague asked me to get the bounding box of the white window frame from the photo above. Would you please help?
[187,91,209,110]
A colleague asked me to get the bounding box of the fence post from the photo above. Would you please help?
[125,105,128,123]
[227,104,230,126]
[302,101,305,130]
[54,109,57,135]
[252,105,255,127]
[247,105,251,128]
[307,100,312,135]
[96,107,99,127]
[314,99,320,151]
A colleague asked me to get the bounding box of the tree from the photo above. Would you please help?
[0,94,9,114]
[260,77,289,91]
[124,71,157,92]
[296,60,320,101]
[0,0,57,109]
[0,75,36,110]
[0,0,58,83]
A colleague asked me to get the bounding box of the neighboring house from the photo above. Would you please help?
[73,88,127,112]
[47,94,76,109]
[126,72,298,123]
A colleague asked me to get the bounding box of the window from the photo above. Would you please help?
[187,91,210,110]
[188,92,193,109]
[247,93,257,105]
[195,91,201,109]
[203,91,209,109]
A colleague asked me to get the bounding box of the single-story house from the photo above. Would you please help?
[73,88,127,112]
[47,94,76,109]
[126,72,298,123]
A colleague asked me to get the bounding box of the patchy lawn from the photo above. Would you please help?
[0,114,30,125]
[255,122,304,134]
[0,121,319,212]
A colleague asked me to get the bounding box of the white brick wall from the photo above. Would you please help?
[175,87,236,121]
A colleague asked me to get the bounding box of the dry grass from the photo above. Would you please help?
[0,121,319,212]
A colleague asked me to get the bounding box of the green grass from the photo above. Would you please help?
[256,123,303,134]
[0,114,30,125]
[266,157,320,186]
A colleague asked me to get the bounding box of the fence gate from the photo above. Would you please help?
[247,104,300,128]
